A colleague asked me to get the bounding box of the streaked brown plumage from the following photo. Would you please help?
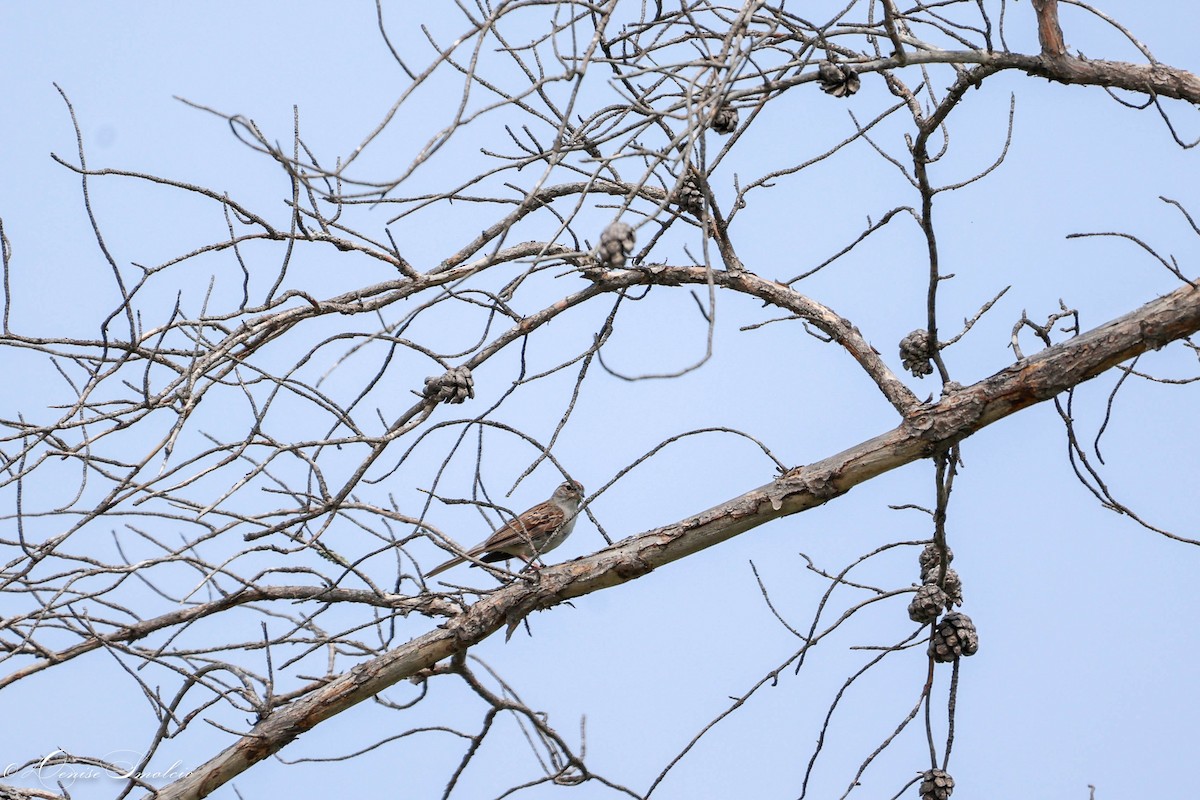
[425,480,584,578]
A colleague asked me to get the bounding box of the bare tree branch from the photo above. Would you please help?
[150,276,1199,799]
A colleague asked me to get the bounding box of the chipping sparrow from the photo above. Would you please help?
[425,480,584,578]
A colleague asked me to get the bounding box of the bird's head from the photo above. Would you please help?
[554,480,584,502]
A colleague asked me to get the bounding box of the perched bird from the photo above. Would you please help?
[425,480,584,578]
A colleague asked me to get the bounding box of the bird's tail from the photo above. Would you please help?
[424,555,465,578]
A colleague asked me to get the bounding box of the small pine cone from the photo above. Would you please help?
[596,221,636,269]
[817,61,861,97]
[921,561,963,607]
[711,105,739,134]
[929,612,979,662]
[675,174,705,216]
[422,366,475,405]
[919,769,955,800]
[938,567,963,608]
[900,329,934,378]
[908,583,947,625]
[917,543,953,576]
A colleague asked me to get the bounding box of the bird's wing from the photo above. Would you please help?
[426,501,566,577]
[480,501,565,553]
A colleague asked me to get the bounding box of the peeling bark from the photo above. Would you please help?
[151,278,1199,800]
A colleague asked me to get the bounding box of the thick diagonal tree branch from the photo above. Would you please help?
[152,277,1199,800]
